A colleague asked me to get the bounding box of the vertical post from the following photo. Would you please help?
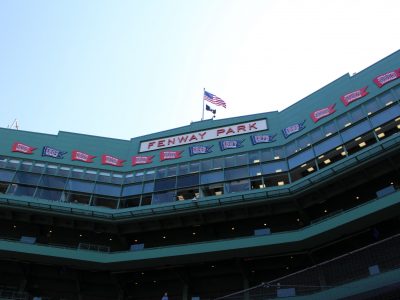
[201,88,205,121]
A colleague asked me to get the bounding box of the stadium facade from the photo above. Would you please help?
[1,51,400,300]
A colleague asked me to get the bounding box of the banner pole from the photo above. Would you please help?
[202,88,205,120]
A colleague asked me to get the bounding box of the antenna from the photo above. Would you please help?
[8,119,19,130]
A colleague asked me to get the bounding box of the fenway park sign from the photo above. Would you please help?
[139,119,267,152]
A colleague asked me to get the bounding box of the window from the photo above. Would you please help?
[177,174,199,188]
[314,134,342,157]
[350,106,365,123]
[94,183,121,197]
[39,175,67,189]
[66,179,94,193]
[36,188,64,201]
[261,161,288,175]
[225,166,249,180]
[13,172,41,185]
[200,171,224,184]
[341,120,372,142]
[226,179,250,193]
[288,148,315,169]
[122,184,142,196]
[154,177,176,192]
[152,191,176,204]
[370,105,400,128]
[0,169,15,182]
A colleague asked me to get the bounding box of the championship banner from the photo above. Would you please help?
[340,86,368,106]
[101,154,125,167]
[11,142,36,154]
[189,145,213,156]
[160,150,183,161]
[250,134,276,145]
[72,150,96,163]
[373,68,400,88]
[282,121,306,138]
[219,140,244,151]
[42,146,67,159]
[132,155,154,166]
[310,104,336,123]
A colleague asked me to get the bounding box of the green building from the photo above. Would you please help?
[1,50,400,300]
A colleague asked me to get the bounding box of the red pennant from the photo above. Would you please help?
[373,68,400,88]
[101,154,125,167]
[340,86,368,106]
[160,150,183,161]
[310,104,336,123]
[131,155,154,166]
[11,142,36,154]
[72,150,96,163]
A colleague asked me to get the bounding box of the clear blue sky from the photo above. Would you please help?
[0,0,398,140]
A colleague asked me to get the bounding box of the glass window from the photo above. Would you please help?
[212,158,223,169]
[152,191,176,204]
[225,166,249,180]
[261,161,288,175]
[341,120,372,142]
[13,172,41,185]
[273,147,286,159]
[154,177,176,192]
[190,162,200,173]
[225,156,236,168]
[314,134,342,156]
[32,163,45,174]
[156,168,167,179]
[379,90,395,106]
[288,148,315,169]
[370,105,400,128]
[350,106,365,123]
[122,184,142,197]
[200,171,224,184]
[94,183,121,197]
[135,172,144,182]
[71,168,84,179]
[20,161,33,171]
[167,166,177,177]
[248,151,261,163]
[144,170,156,181]
[98,172,111,183]
[58,167,70,177]
[82,170,97,181]
[226,179,250,193]
[261,149,273,162]
[39,175,67,189]
[298,134,312,149]
[200,160,213,172]
[237,153,248,166]
[112,174,124,184]
[285,141,298,156]
[36,188,63,201]
[364,98,384,115]
[143,182,154,193]
[6,160,20,170]
[45,165,58,175]
[8,184,36,196]
[177,174,199,188]
[66,179,94,193]
[311,128,324,143]
[0,169,15,182]
[322,121,337,136]
[124,174,135,184]
[337,113,352,129]
[179,163,190,175]
[249,165,262,177]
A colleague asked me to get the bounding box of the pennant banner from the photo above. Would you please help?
[132,155,154,166]
[251,134,276,145]
[373,68,400,88]
[72,150,96,163]
[42,146,67,159]
[102,154,125,167]
[189,145,213,156]
[310,104,336,123]
[12,142,36,154]
[219,140,244,151]
[340,86,368,106]
[160,150,183,161]
[282,121,306,138]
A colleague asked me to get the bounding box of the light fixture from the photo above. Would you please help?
[368,112,372,115]
[359,142,366,147]
[397,124,400,129]
[259,184,265,188]
[396,117,400,122]
[336,146,343,150]
[341,151,347,156]
[275,169,282,173]
[253,159,260,163]
[386,101,393,106]
[264,223,267,226]
[162,236,166,239]
[256,172,262,176]
[278,181,285,186]
[301,163,307,168]
[79,234,83,237]
[274,156,280,160]
[49,230,52,233]
[324,209,328,213]
[134,239,138,243]
[177,195,184,200]
[307,167,314,172]
[318,155,324,159]
[215,191,222,196]
[355,136,362,141]
[325,132,332,137]
[192,232,196,235]
[109,238,112,241]
[356,196,360,200]
[344,122,352,127]
[374,127,382,131]
[231,227,235,230]
[377,132,385,139]
[323,159,331,165]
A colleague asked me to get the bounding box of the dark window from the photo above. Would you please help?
[8,184,36,197]
[13,172,41,185]
[122,184,142,197]
[154,177,176,192]
[225,166,249,180]
[39,175,67,189]
[200,171,224,184]
[94,183,121,197]
[177,174,199,188]
[66,179,94,193]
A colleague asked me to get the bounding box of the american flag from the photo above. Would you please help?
[203,90,226,108]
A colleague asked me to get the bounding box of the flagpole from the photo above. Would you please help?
[201,88,205,121]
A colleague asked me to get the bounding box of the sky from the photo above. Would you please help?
[0,0,399,140]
